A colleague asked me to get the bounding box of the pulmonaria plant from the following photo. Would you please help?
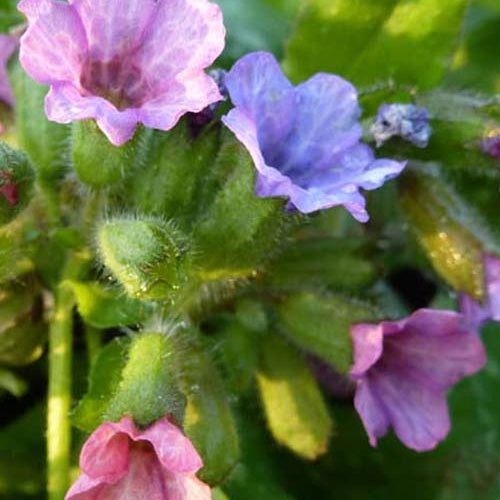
[371,103,431,148]
[66,416,211,500]
[460,255,500,329]
[222,52,405,222]
[350,309,486,451]
[18,0,225,145]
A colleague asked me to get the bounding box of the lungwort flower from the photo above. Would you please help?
[371,103,431,148]
[66,416,211,500]
[460,254,500,330]
[18,0,226,146]
[222,52,405,222]
[350,309,486,451]
[0,34,17,109]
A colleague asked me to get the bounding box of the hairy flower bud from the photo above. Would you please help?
[97,217,189,300]
[0,142,35,225]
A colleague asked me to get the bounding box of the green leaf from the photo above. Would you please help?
[215,0,297,67]
[278,292,379,373]
[193,131,286,275]
[0,221,36,284]
[266,237,376,292]
[72,337,131,432]
[284,0,399,83]
[0,282,46,367]
[126,122,221,230]
[224,405,296,500]
[0,405,45,498]
[215,316,260,394]
[284,0,469,90]
[72,120,148,188]
[212,488,230,500]
[0,368,27,397]
[257,335,333,460]
[106,333,186,428]
[11,62,71,184]
[178,331,240,485]
[65,280,153,329]
[445,1,500,93]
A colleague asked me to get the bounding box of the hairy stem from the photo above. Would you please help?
[47,283,75,500]
[47,248,91,500]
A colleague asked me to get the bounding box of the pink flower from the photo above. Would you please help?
[18,0,226,146]
[350,309,486,451]
[0,34,17,108]
[66,416,211,500]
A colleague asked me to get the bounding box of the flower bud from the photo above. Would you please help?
[106,332,186,427]
[0,142,35,225]
[400,167,488,300]
[97,216,189,300]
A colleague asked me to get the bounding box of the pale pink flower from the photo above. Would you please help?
[66,416,211,500]
[18,0,226,146]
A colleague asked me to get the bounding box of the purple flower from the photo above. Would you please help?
[0,34,17,108]
[18,0,226,146]
[350,309,486,451]
[481,132,500,160]
[460,254,500,330]
[371,103,431,148]
[222,52,405,222]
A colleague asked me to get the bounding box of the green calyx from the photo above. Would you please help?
[97,216,190,300]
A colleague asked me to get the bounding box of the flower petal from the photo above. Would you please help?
[382,321,487,388]
[353,377,390,447]
[46,83,139,145]
[70,0,157,62]
[65,473,107,500]
[224,51,295,155]
[370,367,451,451]
[275,73,362,175]
[350,323,384,377]
[136,0,225,90]
[0,35,17,105]
[18,0,87,85]
[138,417,203,474]
[163,473,212,500]
[137,72,221,132]
[459,293,489,330]
[79,419,132,482]
[485,254,500,321]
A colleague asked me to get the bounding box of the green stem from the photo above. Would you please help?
[47,283,75,500]
[47,249,91,500]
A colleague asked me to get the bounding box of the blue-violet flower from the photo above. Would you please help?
[222,52,406,222]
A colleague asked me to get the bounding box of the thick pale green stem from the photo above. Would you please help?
[47,249,91,500]
[47,284,74,500]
